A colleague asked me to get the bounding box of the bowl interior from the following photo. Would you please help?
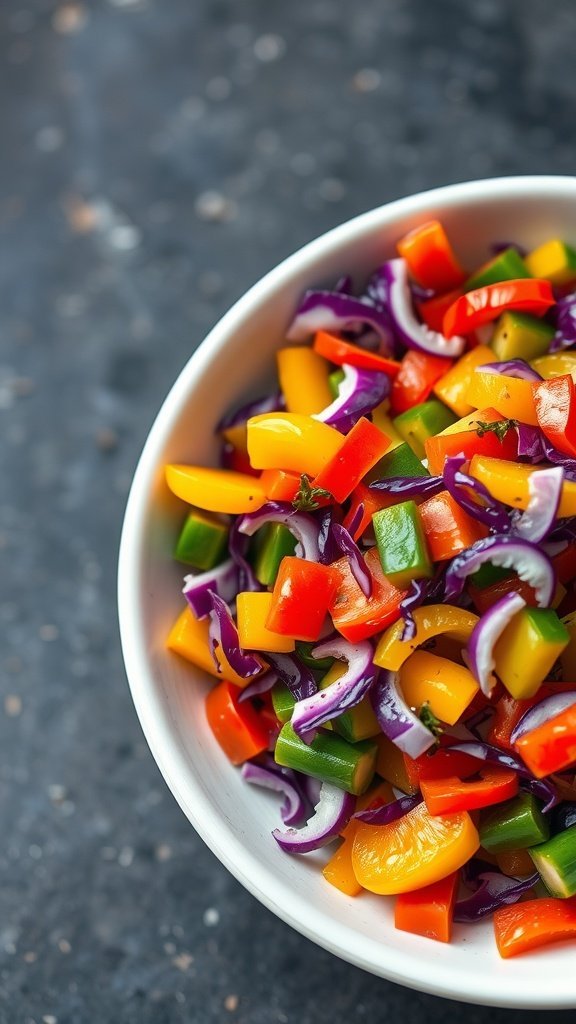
[119,177,576,1008]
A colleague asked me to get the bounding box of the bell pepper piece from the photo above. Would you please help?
[174,509,229,570]
[328,367,346,398]
[369,440,429,483]
[276,346,333,415]
[491,311,555,362]
[266,556,338,642]
[421,766,519,816]
[342,483,395,541]
[493,608,569,700]
[375,735,420,795]
[260,468,302,503]
[561,610,576,678]
[319,661,381,742]
[166,464,267,514]
[465,248,530,292]
[166,606,260,687]
[271,682,295,723]
[417,288,463,333]
[247,412,344,477]
[396,220,466,291]
[488,684,576,752]
[514,704,576,779]
[399,650,478,726]
[370,400,404,447]
[313,331,402,376]
[328,548,406,643]
[275,722,377,795]
[494,896,576,958]
[443,279,555,339]
[236,591,296,654]
[221,442,258,476]
[393,400,456,460]
[373,501,433,589]
[480,793,550,853]
[294,641,334,675]
[469,573,566,616]
[205,680,270,764]
[312,417,390,504]
[496,848,536,877]
[251,522,297,586]
[529,826,576,897]
[466,369,539,425]
[525,239,576,286]
[424,406,517,475]
[533,374,576,458]
[395,872,459,943]
[418,489,488,561]
[391,351,453,415]
[352,801,479,895]
[432,345,495,418]
[531,352,576,380]
[322,832,364,896]
[374,604,478,672]
[220,422,250,459]
[469,454,576,517]
[403,747,484,790]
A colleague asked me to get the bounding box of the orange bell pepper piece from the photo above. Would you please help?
[514,703,576,778]
[205,680,270,764]
[418,489,488,561]
[260,468,302,503]
[533,374,576,458]
[312,417,390,504]
[443,279,555,338]
[397,220,466,291]
[421,766,519,816]
[424,407,518,475]
[417,288,463,333]
[328,547,406,643]
[395,872,459,943]
[313,331,402,376]
[432,345,495,417]
[494,897,576,958]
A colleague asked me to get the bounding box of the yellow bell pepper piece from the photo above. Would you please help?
[560,610,576,679]
[466,370,538,425]
[469,455,576,517]
[322,832,363,896]
[493,607,569,700]
[525,239,576,286]
[166,606,262,687]
[236,592,295,653]
[373,604,478,672]
[371,400,403,450]
[375,735,419,794]
[166,464,266,514]
[531,352,576,380]
[432,345,495,418]
[220,422,248,454]
[247,412,344,476]
[276,347,333,415]
[399,650,478,726]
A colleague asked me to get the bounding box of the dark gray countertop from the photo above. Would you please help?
[1,1,576,1021]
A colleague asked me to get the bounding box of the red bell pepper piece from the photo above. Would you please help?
[418,489,488,562]
[312,417,390,504]
[397,220,466,292]
[313,331,402,376]
[205,681,271,765]
[395,872,459,943]
[424,407,518,475]
[402,747,485,791]
[494,897,576,958]
[417,288,463,333]
[329,547,406,643]
[421,766,519,816]
[391,350,453,414]
[443,279,555,338]
[514,703,576,778]
[266,556,338,642]
[260,468,302,502]
[468,574,540,615]
[488,683,576,752]
[533,374,576,458]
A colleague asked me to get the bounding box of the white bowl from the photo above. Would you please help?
[118,176,576,1009]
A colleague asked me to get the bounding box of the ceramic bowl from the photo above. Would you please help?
[118,176,576,1008]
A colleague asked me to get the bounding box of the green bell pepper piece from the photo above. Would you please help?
[491,311,555,362]
[274,722,377,795]
[328,368,346,400]
[174,509,228,570]
[465,247,531,291]
[373,500,433,588]
[252,523,296,586]
[393,400,456,461]
[294,641,334,675]
[529,825,576,898]
[469,563,511,590]
[480,793,550,853]
[271,682,296,724]
[368,441,429,483]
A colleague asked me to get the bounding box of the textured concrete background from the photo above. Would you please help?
[1,1,576,1021]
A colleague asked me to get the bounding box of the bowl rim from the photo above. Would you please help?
[118,175,576,1008]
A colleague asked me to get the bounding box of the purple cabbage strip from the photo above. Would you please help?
[334,275,353,294]
[552,292,576,352]
[272,783,355,854]
[511,466,564,543]
[370,259,466,357]
[330,522,372,597]
[443,454,511,533]
[207,592,262,679]
[346,502,364,540]
[228,517,262,592]
[217,391,283,432]
[182,558,239,619]
[465,592,526,696]
[237,501,320,562]
[265,653,317,702]
[291,638,376,738]
[315,364,390,434]
[478,360,542,382]
[237,670,279,704]
[399,580,429,642]
[241,758,308,827]
[542,436,576,481]
[353,793,422,825]
[516,422,545,463]
[444,533,556,608]
[286,289,395,352]
[317,508,341,565]
[369,475,444,499]
[370,669,437,758]
[454,869,539,923]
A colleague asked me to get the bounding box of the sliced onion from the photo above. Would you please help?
[237,501,320,562]
[443,455,511,533]
[512,466,564,542]
[465,593,526,696]
[286,290,395,351]
[552,292,576,352]
[353,793,421,825]
[182,559,239,619]
[330,523,372,597]
[228,518,262,592]
[272,782,355,853]
[516,422,545,463]
[510,692,576,745]
[217,392,284,431]
[237,670,278,703]
[314,363,389,435]
[241,759,308,826]
[378,259,466,357]
[207,592,262,679]
[446,740,559,811]
[317,508,341,565]
[454,869,539,923]
[291,638,376,738]
[399,580,429,642]
[369,475,444,499]
[265,653,317,702]
[477,360,543,382]
[370,669,437,758]
[444,534,555,607]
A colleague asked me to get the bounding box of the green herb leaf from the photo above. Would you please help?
[291,474,333,512]
[418,701,444,738]
[475,418,517,442]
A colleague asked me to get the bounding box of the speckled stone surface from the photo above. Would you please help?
[2,1,576,1021]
